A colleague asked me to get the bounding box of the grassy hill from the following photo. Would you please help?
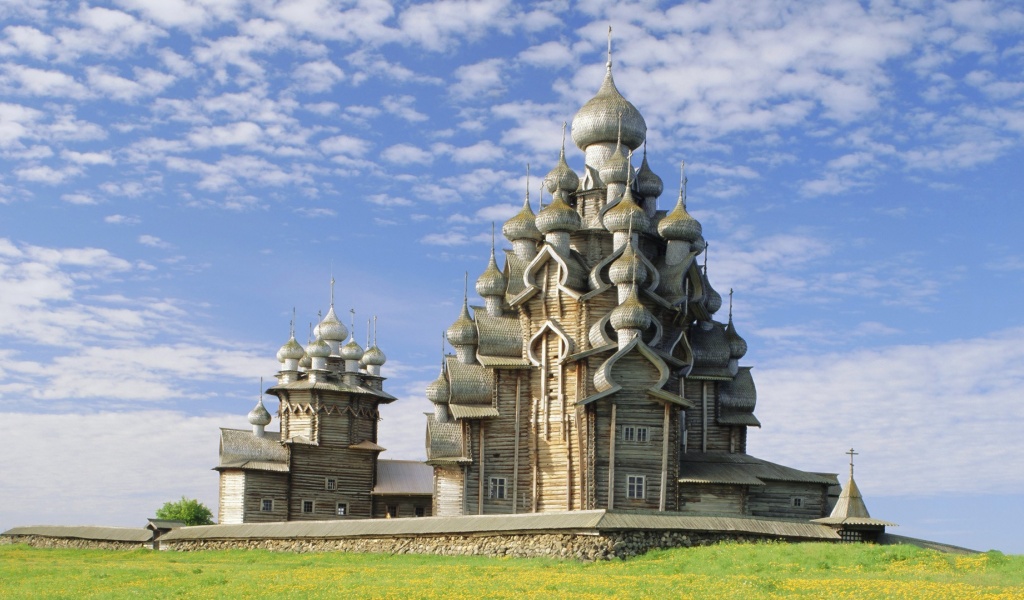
[1,541,1021,598]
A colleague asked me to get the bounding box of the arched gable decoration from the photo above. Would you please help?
[582,241,662,302]
[511,244,588,306]
[527,319,576,366]
[581,335,693,408]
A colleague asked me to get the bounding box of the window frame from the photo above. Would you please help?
[627,475,646,500]
[260,498,273,512]
[336,502,347,517]
[325,477,337,491]
[488,477,507,499]
[302,499,314,514]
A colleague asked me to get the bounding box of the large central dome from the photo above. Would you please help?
[571,63,647,151]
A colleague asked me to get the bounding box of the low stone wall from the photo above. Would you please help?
[166,530,786,561]
[0,535,148,551]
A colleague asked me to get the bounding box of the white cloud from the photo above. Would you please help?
[0,64,89,98]
[104,214,141,225]
[319,134,370,156]
[187,121,264,148]
[138,234,172,249]
[367,194,413,208]
[518,40,574,68]
[381,143,433,165]
[381,95,428,122]
[293,59,344,93]
[452,58,506,101]
[61,150,115,165]
[60,193,97,205]
[14,164,82,184]
[752,327,1024,496]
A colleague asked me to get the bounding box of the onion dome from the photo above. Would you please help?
[536,194,581,234]
[725,291,747,359]
[635,150,663,200]
[363,344,386,367]
[248,397,272,427]
[503,196,542,242]
[688,320,731,368]
[446,298,478,347]
[703,271,722,315]
[544,133,579,194]
[314,306,348,343]
[602,187,649,233]
[610,287,652,331]
[276,335,304,363]
[476,248,507,298]
[658,195,702,243]
[425,367,450,405]
[305,335,330,359]
[571,58,646,151]
[608,242,648,287]
[719,367,756,413]
[725,318,747,360]
[340,336,364,361]
[599,141,630,184]
[298,352,312,369]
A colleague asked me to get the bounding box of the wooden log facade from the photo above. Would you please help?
[424,48,836,522]
[215,304,433,523]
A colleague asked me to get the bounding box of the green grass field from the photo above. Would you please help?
[1,542,1022,599]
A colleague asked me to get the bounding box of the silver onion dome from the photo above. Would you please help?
[725,318,747,360]
[571,63,646,151]
[502,196,542,242]
[425,368,450,405]
[608,242,648,287]
[658,195,702,243]
[446,299,478,347]
[544,145,579,194]
[363,344,386,366]
[314,306,348,342]
[602,187,650,233]
[703,271,723,315]
[476,249,507,298]
[610,288,652,331]
[248,397,272,427]
[298,352,312,369]
[536,194,581,234]
[340,336,364,361]
[276,335,304,363]
[305,335,331,359]
[599,142,630,184]
[636,152,663,200]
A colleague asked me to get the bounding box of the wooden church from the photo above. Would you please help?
[215,303,432,524]
[423,37,837,519]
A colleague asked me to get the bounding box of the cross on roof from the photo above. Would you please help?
[847,447,859,477]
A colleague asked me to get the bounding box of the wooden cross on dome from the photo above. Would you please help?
[847,447,859,477]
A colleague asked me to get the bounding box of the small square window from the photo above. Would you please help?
[627,475,645,499]
[386,505,398,518]
[623,426,635,442]
[414,506,425,517]
[302,500,314,514]
[261,499,273,512]
[792,497,803,507]
[325,477,337,491]
[488,477,506,499]
[336,503,347,516]
[636,427,649,443]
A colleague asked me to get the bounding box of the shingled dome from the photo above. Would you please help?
[572,65,646,151]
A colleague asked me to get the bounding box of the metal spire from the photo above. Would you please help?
[348,308,356,340]
[607,25,613,69]
[560,121,567,157]
[290,308,296,338]
[729,288,734,322]
[330,271,335,308]
[678,160,688,208]
[373,315,378,346]
[463,271,469,304]
[366,318,371,348]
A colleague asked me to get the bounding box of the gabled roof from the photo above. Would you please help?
[446,356,492,407]
[679,453,836,486]
[472,309,523,358]
[372,459,433,496]
[216,428,290,472]
[425,413,467,462]
[266,379,396,403]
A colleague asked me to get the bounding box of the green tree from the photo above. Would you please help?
[155,496,214,526]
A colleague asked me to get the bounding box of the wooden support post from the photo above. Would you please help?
[541,334,549,439]
[532,383,539,513]
[702,382,708,453]
[660,403,670,512]
[608,403,617,510]
[513,372,521,514]
[478,422,485,515]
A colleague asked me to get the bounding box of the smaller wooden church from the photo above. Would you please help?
[215,294,432,524]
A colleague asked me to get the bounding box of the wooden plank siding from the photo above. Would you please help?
[241,471,289,523]
[747,482,830,520]
[218,471,245,525]
[371,496,432,519]
[683,380,733,454]
[677,483,747,515]
[433,467,465,517]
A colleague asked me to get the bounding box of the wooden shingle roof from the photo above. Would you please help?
[217,428,289,472]
[679,453,836,486]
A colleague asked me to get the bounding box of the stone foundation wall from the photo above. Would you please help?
[0,535,148,551]
[167,530,792,561]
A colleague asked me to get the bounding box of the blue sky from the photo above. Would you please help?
[1,0,1022,553]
